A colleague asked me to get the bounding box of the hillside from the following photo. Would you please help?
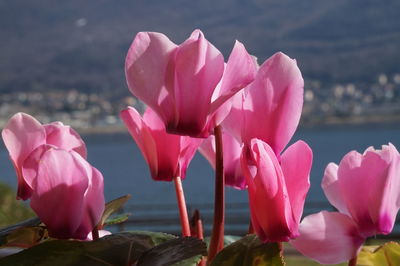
[0,0,399,93]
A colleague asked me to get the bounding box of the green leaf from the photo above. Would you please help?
[210,234,285,266]
[137,237,207,266]
[98,194,131,228]
[357,241,400,266]
[104,213,130,226]
[0,217,43,247]
[0,231,176,265]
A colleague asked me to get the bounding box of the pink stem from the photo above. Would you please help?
[207,125,225,263]
[173,175,191,237]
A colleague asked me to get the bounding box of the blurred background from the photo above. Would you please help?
[0,0,400,235]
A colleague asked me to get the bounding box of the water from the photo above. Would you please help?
[1,124,400,207]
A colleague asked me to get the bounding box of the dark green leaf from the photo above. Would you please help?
[98,194,131,228]
[137,237,207,266]
[210,234,285,266]
[0,231,176,266]
[204,235,241,248]
[357,241,400,266]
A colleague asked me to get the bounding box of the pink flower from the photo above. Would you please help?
[291,143,400,264]
[2,113,104,240]
[199,129,246,189]
[2,113,87,200]
[223,52,304,155]
[241,139,313,242]
[23,146,105,240]
[125,30,257,137]
[120,106,202,181]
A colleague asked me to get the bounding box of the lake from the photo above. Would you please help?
[1,123,399,206]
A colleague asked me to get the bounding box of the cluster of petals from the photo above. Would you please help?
[291,143,400,264]
[125,29,257,138]
[199,51,305,189]
[2,113,104,240]
[223,51,304,156]
[120,106,202,181]
[242,139,313,242]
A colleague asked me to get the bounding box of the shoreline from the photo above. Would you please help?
[78,114,400,135]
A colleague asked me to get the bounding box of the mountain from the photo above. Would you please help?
[0,0,399,93]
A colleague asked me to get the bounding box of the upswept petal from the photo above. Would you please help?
[322,162,350,215]
[338,149,394,236]
[229,52,303,154]
[178,136,203,180]
[44,122,87,158]
[2,113,46,200]
[221,90,246,143]
[209,40,257,114]
[143,108,182,181]
[280,141,312,226]
[199,129,245,189]
[169,30,224,136]
[125,31,177,121]
[29,148,89,239]
[290,211,365,265]
[120,107,159,179]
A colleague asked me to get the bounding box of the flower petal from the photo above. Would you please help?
[338,147,398,236]
[321,162,350,215]
[280,140,312,226]
[209,40,257,114]
[44,122,87,158]
[125,32,177,121]
[290,211,365,265]
[242,139,294,242]
[199,129,245,189]
[1,113,46,199]
[227,52,303,154]
[29,148,89,239]
[169,30,224,136]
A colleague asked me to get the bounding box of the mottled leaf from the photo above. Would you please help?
[357,241,400,266]
[0,217,42,247]
[0,231,176,265]
[204,235,242,248]
[210,234,285,266]
[137,237,207,266]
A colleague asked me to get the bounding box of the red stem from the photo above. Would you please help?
[207,125,225,264]
[348,256,357,266]
[248,219,254,234]
[173,175,191,237]
[91,227,99,241]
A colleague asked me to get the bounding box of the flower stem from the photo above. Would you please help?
[207,125,225,264]
[91,227,99,240]
[248,219,254,234]
[278,242,284,256]
[173,175,191,237]
[348,256,357,266]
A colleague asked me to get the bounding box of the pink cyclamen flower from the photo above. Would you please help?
[223,52,304,156]
[199,128,246,189]
[2,113,104,240]
[241,139,313,242]
[125,30,257,138]
[2,113,87,200]
[291,143,400,264]
[120,106,202,181]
